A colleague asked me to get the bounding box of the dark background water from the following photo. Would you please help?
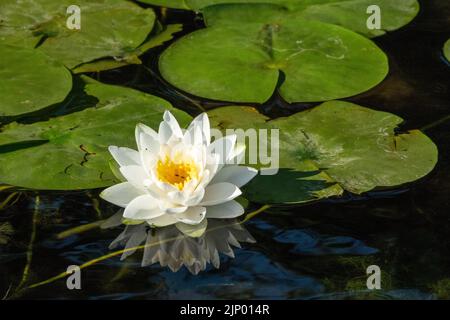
[0,0,449,300]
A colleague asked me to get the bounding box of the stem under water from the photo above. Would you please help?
[421,114,450,132]
[26,203,271,290]
[16,195,40,292]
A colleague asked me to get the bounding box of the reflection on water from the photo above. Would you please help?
[103,212,256,275]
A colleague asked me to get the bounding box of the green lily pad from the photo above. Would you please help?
[444,39,450,62]
[0,0,156,69]
[203,0,420,38]
[0,44,72,117]
[0,77,192,190]
[160,19,388,103]
[208,101,438,204]
[72,24,183,74]
[140,0,419,37]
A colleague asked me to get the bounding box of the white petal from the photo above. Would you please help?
[166,206,188,214]
[208,135,236,167]
[167,190,187,206]
[189,113,211,145]
[199,182,242,206]
[135,123,158,151]
[100,182,143,208]
[210,166,258,187]
[108,146,140,167]
[158,121,173,144]
[119,165,148,189]
[228,143,246,165]
[146,214,178,227]
[140,148,157,176]
[175,206,206,225]
[184,187,205,206]
[139,132,160,153]
[163,111,183,138]
[205,200,244,219]
[123,195,163,220]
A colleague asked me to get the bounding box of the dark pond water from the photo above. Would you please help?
[1,0,449,300]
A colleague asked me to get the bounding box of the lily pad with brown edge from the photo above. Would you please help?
[207,101,438,204]
[0,0,156,70]
[159,19,388,103]
[0,77,192,190]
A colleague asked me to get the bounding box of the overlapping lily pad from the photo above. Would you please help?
[0,45,72,117]
[0,78,192,190]
[0,0,157,69]
[141,0,419,38]
[160,19,388,103]
[208,102,438,204]
[203,0,420,38]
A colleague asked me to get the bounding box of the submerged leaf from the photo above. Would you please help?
[0,222,14,245]
[160,19,388,103]
[208,101,438,204]
[0,77,192,190]
[444,39,450,62]
[0,45,72,117]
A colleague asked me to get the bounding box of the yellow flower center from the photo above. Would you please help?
[156,156,198,190]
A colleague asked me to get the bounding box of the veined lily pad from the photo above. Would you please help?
[160,19,388,103]
[203,0,420,38]
[208,101,438,204]
[0,45,72,117]
[140,0,419,38]
[72,24,183,74]
[0,78,192,190]
[0,0,156,69]
[444,39,450,62]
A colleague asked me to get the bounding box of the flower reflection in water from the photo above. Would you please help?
[102,211,255,275]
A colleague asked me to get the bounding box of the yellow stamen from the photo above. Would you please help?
[156,156,198,190]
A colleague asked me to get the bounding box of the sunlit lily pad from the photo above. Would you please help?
[141,0,419,38]
[0,0,156,69]
[72,24,183,74]
[208,101,438,204]
[444,39,450,62]
[0,77,192,190]
[203,0,420,38]
[0,45,72,117]
[160,19,388,103]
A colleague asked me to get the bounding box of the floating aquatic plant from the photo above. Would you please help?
[0,0,171,70]
[101,111,257,226]
[159,18,388,103]
[208,101,438,204]
[0,77,191,190]
[0,45,72,117]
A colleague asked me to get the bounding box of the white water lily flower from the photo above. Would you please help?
[100,111,257,227]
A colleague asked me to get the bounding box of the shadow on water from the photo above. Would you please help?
[0,0,450,300]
